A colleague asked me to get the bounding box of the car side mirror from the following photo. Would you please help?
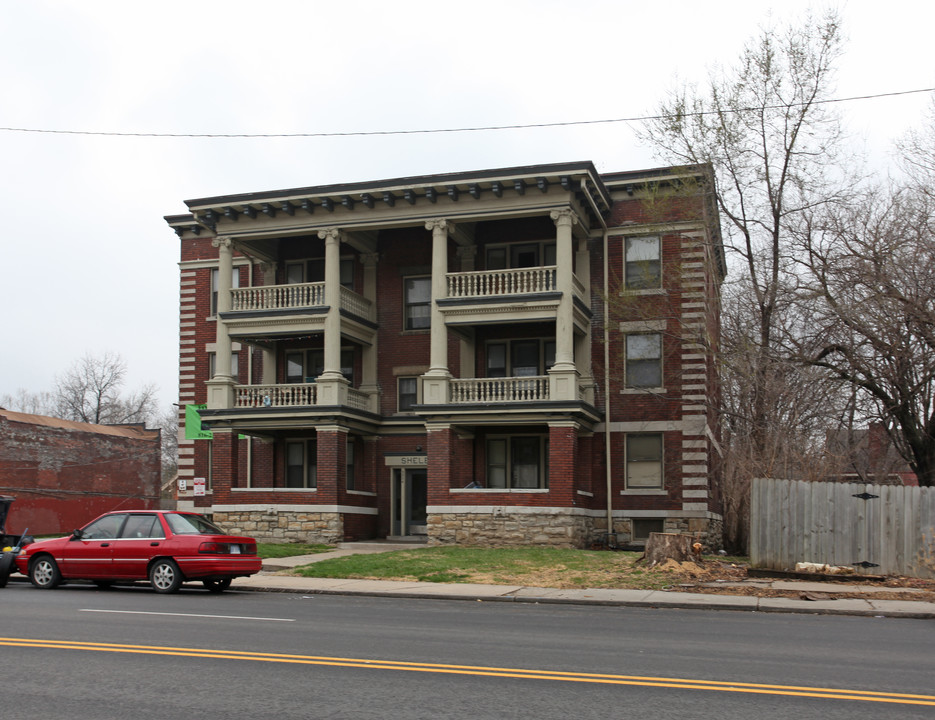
[71,529,83,541]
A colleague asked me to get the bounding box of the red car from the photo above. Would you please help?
[15,510,262,593]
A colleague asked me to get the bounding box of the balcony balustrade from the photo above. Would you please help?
[450,376,550,403]
[231,282,325,312]
[235,383,316,408]
[447,266,557,299]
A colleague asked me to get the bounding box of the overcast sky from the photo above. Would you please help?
[1,0,932,414]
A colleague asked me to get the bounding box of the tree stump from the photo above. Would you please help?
[642,532,695,566]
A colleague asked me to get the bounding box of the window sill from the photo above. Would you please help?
[347,490,377,497]
[450,487,549,493]
[620,387,666,395]
[232,487,318,492]
[620,489,667,495]
[619,288,666,296]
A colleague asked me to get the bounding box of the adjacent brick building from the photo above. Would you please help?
[165,161,725,548]
[0,409,162,535]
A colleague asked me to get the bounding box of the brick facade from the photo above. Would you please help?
[166,162,724,548]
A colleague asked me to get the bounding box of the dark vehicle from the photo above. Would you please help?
[1,495,33,588]
[14,510,262,593]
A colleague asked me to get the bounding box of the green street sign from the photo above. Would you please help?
[184,404,214,440]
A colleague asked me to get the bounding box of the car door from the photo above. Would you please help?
[59,513,127,578]
[110,513,167,579]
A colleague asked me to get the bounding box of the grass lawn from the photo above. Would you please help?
[288,546,744,590]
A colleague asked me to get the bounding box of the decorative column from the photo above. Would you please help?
[260,261,277,385]
[206,236,236,409]
[422,219,453,405]
[359,252,380,411]
[549,209,579,400]
[316,229,349,406]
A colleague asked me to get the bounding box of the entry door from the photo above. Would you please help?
[392,469,427,536]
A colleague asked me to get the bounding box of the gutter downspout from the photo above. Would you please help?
[603,227,613,543]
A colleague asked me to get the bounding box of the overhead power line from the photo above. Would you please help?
[1,87,932,140]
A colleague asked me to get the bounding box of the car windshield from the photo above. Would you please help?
[164,513,227,535]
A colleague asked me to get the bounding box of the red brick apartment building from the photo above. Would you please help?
[165,161,724,548]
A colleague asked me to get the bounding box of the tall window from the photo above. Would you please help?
[486,436,548,489]
[285,439,316,488]
[285,349,354,384]
[286,257,354,289]
[398,377,418,412]
[625,333,662,388]
[486,339,556,378]
[486,241,557,270]
[404,276,431,330]
[346,438,356,490]
[626,434,663,489]
[210,267,240,316]
[624,236,661,290]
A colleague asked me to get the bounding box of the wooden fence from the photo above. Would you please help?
[749,478,935,579]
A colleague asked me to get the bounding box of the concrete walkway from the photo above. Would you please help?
[235,542,935,619]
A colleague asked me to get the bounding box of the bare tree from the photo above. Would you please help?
[795,183,935,486]
[52,352,159,426]
[0,388,55,415]
[637,11,853,549]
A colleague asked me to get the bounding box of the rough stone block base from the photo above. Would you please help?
[212,510,343,544]
[427,511,594,548]
[591,515,724,552]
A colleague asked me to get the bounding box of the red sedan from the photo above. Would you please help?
[15,510,262,593]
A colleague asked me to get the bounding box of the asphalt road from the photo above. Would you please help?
[2,581,934,719]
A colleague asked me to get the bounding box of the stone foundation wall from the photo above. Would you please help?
[427,511,594,548]
[591,515,724,551]
[213,510,343,544]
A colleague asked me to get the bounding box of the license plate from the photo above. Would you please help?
[231,545,241,554]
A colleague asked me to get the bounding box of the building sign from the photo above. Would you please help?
[384,454,428,467]
[185,404,213,440]
[193,477,206,496]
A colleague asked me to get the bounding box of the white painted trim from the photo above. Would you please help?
[213,503,378,515]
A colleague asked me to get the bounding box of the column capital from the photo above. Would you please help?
[317,227,343,243]
[212,236,233,250]
[425,218,455,234]
[549,208,579,228]
[361,252,380,267]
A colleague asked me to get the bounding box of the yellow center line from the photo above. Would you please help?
[3,637,933,707]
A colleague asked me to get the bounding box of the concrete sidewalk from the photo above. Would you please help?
[235,543,935,619]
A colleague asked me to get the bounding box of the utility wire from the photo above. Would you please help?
[1,88,932,139]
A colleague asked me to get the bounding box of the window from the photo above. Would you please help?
[626,434,663,489]
[285,439,316,488]
[486,241,556,270]
[81,514,127,540]
[208,352,239,379]
[632,518,665,541]
[625,236,661,290]
[287,257,354,289]
[120,514,165,539]
[404,276,431,330]
[486,436,548,489]
[285,349,354,384]
[210,267,240,316]
[486,339,556,378]
[626,333,662,388]
[398,377,418,412]
[346,438,356,490]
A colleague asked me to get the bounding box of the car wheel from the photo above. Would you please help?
[202,577,233,593]
[149,559,183,593]
[29,555,62,589]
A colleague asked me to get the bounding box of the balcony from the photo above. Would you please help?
[441,267,589,328]
[450,376,550,403]
[223,282,376,343]
[235,383,316,408]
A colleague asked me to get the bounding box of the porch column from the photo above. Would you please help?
[206,236,235,409]
[359,252,380,411]
[260,261,277,385]
[549,209,579,400]
[422,219,453,404]
[316,228,349,405]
